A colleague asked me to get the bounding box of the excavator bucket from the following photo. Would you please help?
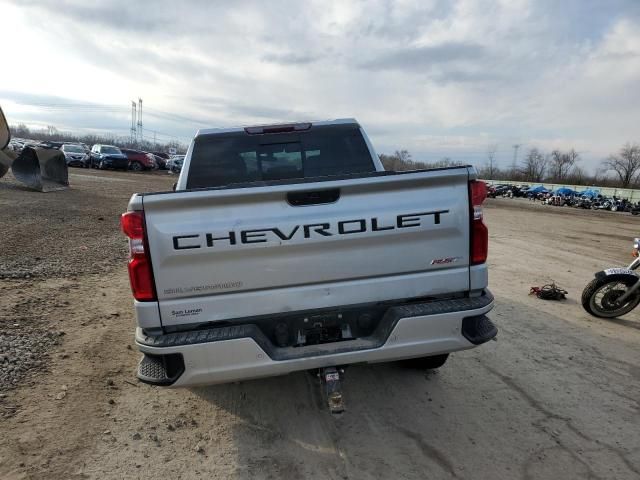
[0,147,14,179]
[0,107,11,178]
[0,106,8,150]
[0,105,69,191]
[11,146,69,192]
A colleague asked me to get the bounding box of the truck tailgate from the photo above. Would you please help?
[141,168,472,327]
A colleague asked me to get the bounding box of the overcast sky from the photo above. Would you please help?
[1,0,639,170]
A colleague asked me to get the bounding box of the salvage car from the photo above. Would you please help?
[150,151,170,169]
[121,119,496,411]
[166,155,184,174]
[120,148,156,171]
[60,143,90,167]
[90,144,128,170]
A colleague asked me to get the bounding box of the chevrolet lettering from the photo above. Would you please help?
[172,211,449,250]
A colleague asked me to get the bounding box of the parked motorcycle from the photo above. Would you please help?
[570,197,592,209]
[591,197,612,210]
[610,198,628,212]
[582,238,640,317]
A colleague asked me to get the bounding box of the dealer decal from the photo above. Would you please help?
[170,308,203,318]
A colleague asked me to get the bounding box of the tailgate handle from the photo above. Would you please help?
[287,189,340,206]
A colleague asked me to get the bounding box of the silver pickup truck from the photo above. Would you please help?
[122,119,495,403]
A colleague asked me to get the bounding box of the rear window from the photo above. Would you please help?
[63,145,84,153]
[101,146,121,154]
[186,124,374,189]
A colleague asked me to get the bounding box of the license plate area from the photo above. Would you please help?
[262,306,386,348]
[296,314,354,346]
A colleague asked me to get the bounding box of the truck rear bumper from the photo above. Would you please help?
[134,292,495,387]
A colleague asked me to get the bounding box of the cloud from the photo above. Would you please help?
[1,0,639,170]
[360,42,487,72]
[262,52,322,65]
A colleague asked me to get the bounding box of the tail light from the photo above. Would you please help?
[121,211,156,301]
[470,180,488,265]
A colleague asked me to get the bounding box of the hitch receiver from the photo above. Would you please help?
[320,367,345,414]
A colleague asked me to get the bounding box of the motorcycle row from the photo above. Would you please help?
[488,184,640,215]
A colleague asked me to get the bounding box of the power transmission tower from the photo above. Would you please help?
[130,101,137,145]
[137,98,143,144]
[512,144,520,172]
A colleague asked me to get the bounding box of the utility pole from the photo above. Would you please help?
[137,98,143,145]
[130,101,137,145]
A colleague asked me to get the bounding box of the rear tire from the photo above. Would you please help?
[129,161,143,171]
[581,275,640,318]
[400,354,449,370]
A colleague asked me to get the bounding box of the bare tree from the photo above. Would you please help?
[378,153,397,170]
[11,123,30,138]
[520,148,547,182]
[379,150,426,171]
[566,165,586,185]
[602,143,640,188]
[395,149,411,164]
[484,145,498,179]
[549,149,579,182]
[380,149,466,171]
[424,157,463,168]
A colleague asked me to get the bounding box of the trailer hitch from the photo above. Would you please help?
[319,367,345,414]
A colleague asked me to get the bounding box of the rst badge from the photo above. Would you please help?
[431,256,462,265]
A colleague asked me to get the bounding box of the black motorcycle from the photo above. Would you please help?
[582,238,640,317]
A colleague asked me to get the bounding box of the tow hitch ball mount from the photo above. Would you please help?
[319,367,345,414]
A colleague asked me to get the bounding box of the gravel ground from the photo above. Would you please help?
[0,171,639,480]
[0,171,167,280]
[0,330,61,390]
[0,169,174,393]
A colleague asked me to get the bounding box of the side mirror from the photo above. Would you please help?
[172,182,177,191]
[0,106,10,150]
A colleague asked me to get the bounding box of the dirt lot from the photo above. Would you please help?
[1,170,639,480]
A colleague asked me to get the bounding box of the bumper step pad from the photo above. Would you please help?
[137,353,185,386]
[461,315,498,345]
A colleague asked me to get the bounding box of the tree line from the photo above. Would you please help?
[380,143,640,189]
[9,123,185,154]
[379,150,461,171]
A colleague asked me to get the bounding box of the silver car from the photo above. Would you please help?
[61,144,90,168]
